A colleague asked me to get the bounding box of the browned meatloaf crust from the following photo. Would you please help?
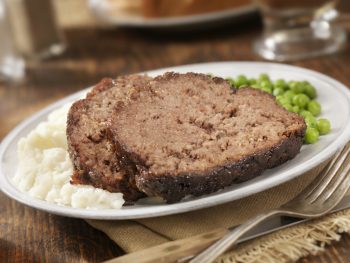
[66,75,152,201]
[111,72,306,203]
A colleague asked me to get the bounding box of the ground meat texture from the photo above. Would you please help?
[66,75,152,202]
[111,72,306,203]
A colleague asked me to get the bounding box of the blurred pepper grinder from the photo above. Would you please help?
[0,0,65,81]
[0,0,24,82]
[5,0,65,60]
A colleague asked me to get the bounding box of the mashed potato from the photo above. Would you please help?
[12,104,125,209]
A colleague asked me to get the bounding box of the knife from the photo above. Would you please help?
[105,195,350,263]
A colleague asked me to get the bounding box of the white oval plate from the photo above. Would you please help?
[88,0,256,28]
[1,62,350,220]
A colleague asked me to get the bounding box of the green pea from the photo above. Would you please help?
[274,79,287,90]
[317,118,331,135]
[259,80,273,89]
[248,78,257,85]
[261,86,273,94]
[276,95,283,102]
[307,100,321,116]
[259,73,270,82]
[287,81,296,88]
[282,103,293,112]
[292,105,300,113]
[304,127,319,144]
[235,75,248,87]
[273,87,284,96]
[283,90,296,101]
[299,110,314,119]
[305,115,317,128]
[289,81,305,93]
[292,94,310,108]
[276,95,291,106]
[304,84,317,99]
[251,84,260,89]
[301,80,311,90]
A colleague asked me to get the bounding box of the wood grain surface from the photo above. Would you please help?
[1,1,350,262]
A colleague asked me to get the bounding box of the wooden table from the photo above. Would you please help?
[2,3,350,262]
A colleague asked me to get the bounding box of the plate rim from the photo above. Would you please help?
[88,0,257,27]
[1,61,350,220]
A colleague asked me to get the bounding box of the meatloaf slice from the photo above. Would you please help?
[66,74,152,202]
[111,72,306,203]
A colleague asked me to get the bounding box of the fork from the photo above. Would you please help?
[190,141,350,263]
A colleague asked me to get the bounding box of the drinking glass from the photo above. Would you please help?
[0,0,24,82]
[253,0,347,61]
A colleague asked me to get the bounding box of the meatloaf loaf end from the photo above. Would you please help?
[66,75,152,202]
[111,72,306,203]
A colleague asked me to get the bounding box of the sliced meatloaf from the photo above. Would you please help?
[66,75,152,202]
[111,72,306,203]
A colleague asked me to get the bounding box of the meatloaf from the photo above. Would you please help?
[66,75,152,202]
[111,72,306,203]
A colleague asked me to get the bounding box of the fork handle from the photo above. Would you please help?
[189,209,282,263]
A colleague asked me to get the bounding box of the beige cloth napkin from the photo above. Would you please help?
[86,159,350,262]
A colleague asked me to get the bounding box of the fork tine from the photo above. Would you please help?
[300,143,349,199]
[320,163,350,214]
[320,142,350,177]
[302,149,343,197]
[315,151,350,203]
[305,142,350,202]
